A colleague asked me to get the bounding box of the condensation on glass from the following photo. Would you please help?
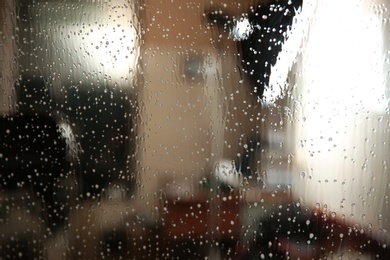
[0,0,389,259]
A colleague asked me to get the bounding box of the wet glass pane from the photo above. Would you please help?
[1,0,389,258]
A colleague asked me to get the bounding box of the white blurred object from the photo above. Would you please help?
[214,159,242,188]
[231,17,253,41]
[33,0,140,89]
[265,3,308,103]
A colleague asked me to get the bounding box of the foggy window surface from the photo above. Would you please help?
[1,0,389,259]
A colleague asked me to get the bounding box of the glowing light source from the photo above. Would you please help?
[34,1,139,89]
[231,17,253,41]
[288,0,390,241]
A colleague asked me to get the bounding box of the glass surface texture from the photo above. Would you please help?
[1,0,390,259]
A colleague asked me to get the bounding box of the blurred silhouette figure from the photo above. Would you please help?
[63,86,134,197]
[206,0,303,99]
[0,113,76,230]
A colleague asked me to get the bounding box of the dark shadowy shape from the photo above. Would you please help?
[246,203,390,258]
[63,86,134,196]
[206,0,303,99]
[0,113,73,230]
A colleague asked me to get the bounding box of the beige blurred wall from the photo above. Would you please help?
[0,0,18,114]
[135,0,262,214]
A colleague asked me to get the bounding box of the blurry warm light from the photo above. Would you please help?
[287,0,390,241]
[231,17,253,41]
[269,1,387,111]
[36,1,139,88]
[304,1,386,114]
[77,20,138,85]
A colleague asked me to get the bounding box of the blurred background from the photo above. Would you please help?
[1,0,390,258]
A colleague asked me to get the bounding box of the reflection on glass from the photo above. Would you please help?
[0,0,389,259]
